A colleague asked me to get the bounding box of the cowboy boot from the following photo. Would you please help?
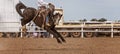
[42,24,44,29]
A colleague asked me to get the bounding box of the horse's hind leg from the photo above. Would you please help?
[46,28,62,43]
[51,28,66,43]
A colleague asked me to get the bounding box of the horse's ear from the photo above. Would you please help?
[54,12,58,15]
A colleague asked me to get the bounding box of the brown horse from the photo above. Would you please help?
[16,2,66,43]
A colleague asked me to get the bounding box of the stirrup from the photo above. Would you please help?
[46,23,51,26]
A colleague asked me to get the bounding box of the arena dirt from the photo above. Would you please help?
[0,37,120,54]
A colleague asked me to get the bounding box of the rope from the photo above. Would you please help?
[32,11,39,21]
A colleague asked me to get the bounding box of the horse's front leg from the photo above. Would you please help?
[45,27,62,43]
[51,28,66,43]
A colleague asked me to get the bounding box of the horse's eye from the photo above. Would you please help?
[61,15,63,17]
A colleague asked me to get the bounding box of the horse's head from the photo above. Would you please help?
[53,12,63,25]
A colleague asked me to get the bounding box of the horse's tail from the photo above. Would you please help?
[15,2,27,17]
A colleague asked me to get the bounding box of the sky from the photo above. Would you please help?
[20,0,120,21]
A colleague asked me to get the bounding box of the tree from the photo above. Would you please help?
[79,19,87,22]
[83,19,87,22]
[98,18,107,22]
[91,18,98,21]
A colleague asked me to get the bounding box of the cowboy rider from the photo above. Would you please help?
[38,0,48,9]
[38,0,50,29]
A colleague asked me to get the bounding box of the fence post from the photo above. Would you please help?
[111,22,114,38]
[81,22,84,38]
[20,27,23,38]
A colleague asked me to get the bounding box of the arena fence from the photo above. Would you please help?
[0,22,117,38]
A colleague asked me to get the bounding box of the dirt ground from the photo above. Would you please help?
[0,37,120,54]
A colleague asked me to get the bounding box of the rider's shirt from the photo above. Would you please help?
[38,0,48,7]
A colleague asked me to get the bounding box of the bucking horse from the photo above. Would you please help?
[15,2,66,43]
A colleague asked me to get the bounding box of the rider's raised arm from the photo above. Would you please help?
[38,0,48,6]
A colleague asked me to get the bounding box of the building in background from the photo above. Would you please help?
[0,0,20,32]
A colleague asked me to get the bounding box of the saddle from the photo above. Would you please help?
[39,6,47,13]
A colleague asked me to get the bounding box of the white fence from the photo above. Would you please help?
[0,22,120,38]
[0,22,21,32]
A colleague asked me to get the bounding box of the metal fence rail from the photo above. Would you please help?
[0,22,120,38]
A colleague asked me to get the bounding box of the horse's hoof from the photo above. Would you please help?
[57,40,62,44]
[62,39,66,43]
